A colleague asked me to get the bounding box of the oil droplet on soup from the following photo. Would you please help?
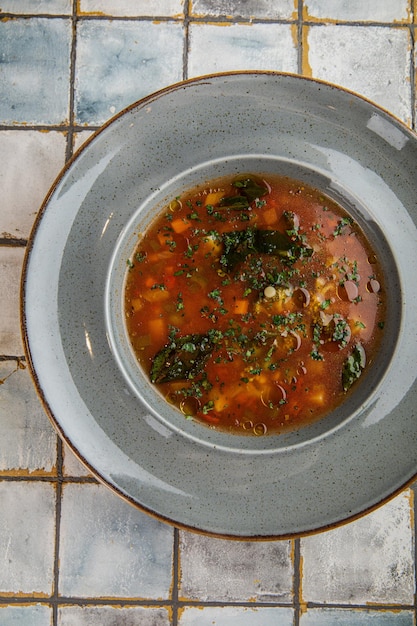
[124,174,385,435]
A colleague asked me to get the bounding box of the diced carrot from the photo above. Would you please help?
[164,275,176,289]
[171,218,190,234]
[202,413,221,424]
[144,276,156,288]
[148,317,166,340]
[233,299,249,315]
[262,206,278,225]
[157,233,168,247]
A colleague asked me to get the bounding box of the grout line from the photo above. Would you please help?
[0,237,27,246]
[171,528,180,626]
[0,595,414,610]
[0,474,98,483]
[51,437,64,626]
[410,24,416,130]
[65,0,78,162]
[304,601,416,611]
[1,11,413,28]
[0,124,100,132]
[297,0,303,75]
[182,0,191,81]
[410,483,417,621]
[293,538,302,625]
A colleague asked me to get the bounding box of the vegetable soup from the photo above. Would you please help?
[124,174,385,435]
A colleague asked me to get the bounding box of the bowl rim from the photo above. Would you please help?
[20,70,417,539]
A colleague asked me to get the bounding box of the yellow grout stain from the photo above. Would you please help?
[301,25,313,77]
[0,593,51,599]
[75,0,106,17]
[298,552,309,614]
[406,487,414,529]
[0,467,58,477]
[0,358,26,385]
[290,22,299,50]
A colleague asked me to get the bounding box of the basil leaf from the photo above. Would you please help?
[150,333,214,384]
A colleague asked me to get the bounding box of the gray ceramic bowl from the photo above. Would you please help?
[22,72,417,539]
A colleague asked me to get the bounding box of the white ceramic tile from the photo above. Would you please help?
[0,246,25,356]
[300,607,415,626]
[72,130,96,155]
[0,0,72,13]
[415,43,417,127]
[0,605,53,625]
[179,606,294,626]
[59,483,173,598]
[0,131,67,240]
[0,18,71,125]
[62,443,93,477]
[58,605,171,625]
[301,491,415,604]
[0,481,55,594]
[74,19,184,125]
[307,24,411,124]
[0,361,56,472]
[304,0,410,22]
[190,0,296,19]
[79,0,184,16]
[179,532,293,602]
[188,22,298,76]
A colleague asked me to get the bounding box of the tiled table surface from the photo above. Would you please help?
[0,1,416,624]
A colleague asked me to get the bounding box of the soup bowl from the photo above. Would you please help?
[22,72,417,538]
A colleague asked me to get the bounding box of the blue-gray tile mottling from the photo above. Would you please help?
[0,605,53,626]
[75,19,184,125]
[300,608,415,626]
[1,0,416,621]
[58,483,174,598]
[179,606,294,626]
[190,0,295,19]
[0,18,71,124]
[0,0,72,13]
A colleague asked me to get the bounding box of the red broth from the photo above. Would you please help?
[124,174,385,435]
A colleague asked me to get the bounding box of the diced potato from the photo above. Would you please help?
[214,397,228,412]
[200,235,222,256]
[204,191,224,206]
[148,317,166,339]
[131,297,143,312]
[142,288,170,303]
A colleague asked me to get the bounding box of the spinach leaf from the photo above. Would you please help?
[219,177,268,210]
[220,228,313,271]
[342,343,366,392]
[232,177,269,203]
[150,333,214,384]
[220,228,257,270]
